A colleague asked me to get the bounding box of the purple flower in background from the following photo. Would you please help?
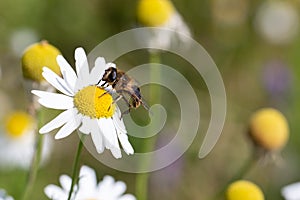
[150,134,184,196]
[262,59,292,102]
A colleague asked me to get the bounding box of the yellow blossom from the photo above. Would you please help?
[21,41,61,82]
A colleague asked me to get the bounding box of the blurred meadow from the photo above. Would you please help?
[0,0,300,199]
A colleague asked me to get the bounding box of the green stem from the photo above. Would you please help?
[67,135,85,200]
[22,108,45,200]
[212,152,257,200]
[135,52,161,200]
[135,137,156,200]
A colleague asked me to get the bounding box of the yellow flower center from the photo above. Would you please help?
[137,0,175,26]
[249,108,289,151]
[4,111,35,139]
[226,180,265,200]
[73,86,115,119]
[21,40,62,82]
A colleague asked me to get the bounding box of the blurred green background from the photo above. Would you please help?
[0,0,300,199]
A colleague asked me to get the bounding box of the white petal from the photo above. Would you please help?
[113,109,127,134]
[32,90,74,110]
[54,114,81,139]
[74,79,85,93]
[56,55,77,90]
[78,116,92,134]
[166,13,191,47]
[98,118,121,158]
[106,145,121,159]
[75,47,89,76]
[119,194,137,200]
[42,67,74,96]
[44,184,67,200]
[98,175,115,192]
[282,182,300,200]
[79,166,97,190]
[74,47,89,91]
[91,121,104,153]
[168,13,190,33]
[89,57,106,85]
[39,108,77,134]
[59,175,72,191]
[118,133,134,155]
[112,181,126,198]
[154,29,171,50]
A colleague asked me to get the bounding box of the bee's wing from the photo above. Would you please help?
[141,97,150,110]
[114,73,132,91]
[129,78,149,110]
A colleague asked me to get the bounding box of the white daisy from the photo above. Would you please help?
[44,165,136,200]
[281,182,300,200]
[255,1,299,45]
[31,47,134,159]
[0,111,51,169]
[0,189,13,200]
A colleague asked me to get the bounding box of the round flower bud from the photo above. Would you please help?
[249,108,289,151]
[21,41,61,82]
[137,0,174,27]
[4,111,35,139]
[226,180,264,200]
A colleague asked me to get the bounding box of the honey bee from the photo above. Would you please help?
[98,67,149,116]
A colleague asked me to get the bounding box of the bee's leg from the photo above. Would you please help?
[113,95,123,104]
[121,96,131,107]
[107,95,123,112]
[121,108,131,119]
[114,91,131,107]
[118,94,132,119]
[98,91,109,99]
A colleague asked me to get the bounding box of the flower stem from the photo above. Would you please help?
[135,138,156,200]
[22,108,45,200]
[135,51,161,200]
[67,134,85,200]
[212,152,257,200]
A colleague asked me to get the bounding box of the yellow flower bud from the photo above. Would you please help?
[249,108,289,151]
[137,0,175,26]
[226,180,264,200]
[21,41,61,82]
[4,111,35,139]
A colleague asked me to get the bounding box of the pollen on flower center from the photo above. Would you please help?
[4,111,34,139]
[74,86,115,119]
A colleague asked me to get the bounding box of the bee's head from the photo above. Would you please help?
[102,67,117,83]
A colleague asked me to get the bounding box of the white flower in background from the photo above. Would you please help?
[10,28,39,57]
[0,189,14,200]
[255,1,299,45]
[44,165,136,200]
[281,182,300,200]
[137,0,191,50]
[31,47,134,159]
[0,111,51,169]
